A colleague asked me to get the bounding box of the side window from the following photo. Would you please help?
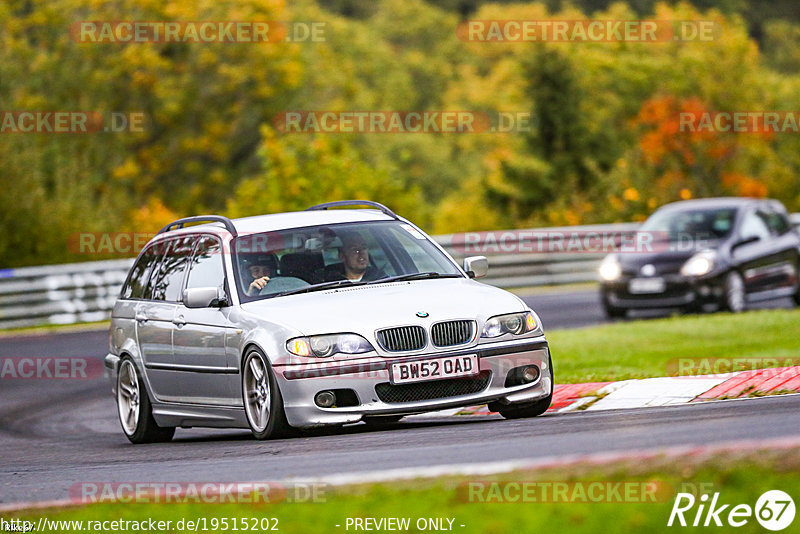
[186,236,225,292]
[763,210,790,235]
[739,211,771,242]
[149,236,196,302]
[121,245,161,299]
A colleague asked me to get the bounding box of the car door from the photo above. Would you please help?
[732,208,784,296]
[761,205,800,292]
[136,236,194,402]
[171,235,240,405]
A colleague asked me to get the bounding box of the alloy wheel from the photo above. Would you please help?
[243,352,271,432]
[117,360,141,435]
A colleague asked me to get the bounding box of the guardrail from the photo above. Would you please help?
[436,222,639,288]
[1,214,798,329]
[0,259,134,329]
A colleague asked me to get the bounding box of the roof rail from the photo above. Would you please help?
[305,200,398,219]
[157,215,238,237]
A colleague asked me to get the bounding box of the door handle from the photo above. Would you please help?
[173,315,186,327]
[135,313,148,324]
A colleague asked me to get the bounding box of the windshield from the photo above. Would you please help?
[639,207,738,243]
[234,221,463,301]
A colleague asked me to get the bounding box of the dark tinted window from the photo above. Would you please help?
[121,245,161,299]
[186,236,225,292]
[763,210,790,235]
[148,236,196,302]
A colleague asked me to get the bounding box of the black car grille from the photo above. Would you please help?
[375,371,492,404]
[376,326,426,352]
[431,320,474,347]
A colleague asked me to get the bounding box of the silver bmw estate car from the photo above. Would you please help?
[106,201,553,443]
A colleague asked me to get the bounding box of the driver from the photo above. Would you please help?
[243,254,278,296]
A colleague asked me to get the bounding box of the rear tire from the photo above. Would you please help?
[491,356,554,419]
[117,358,175,444]
[242,348,292,440]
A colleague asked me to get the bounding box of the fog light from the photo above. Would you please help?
[315,390,336,408]
[699,285,711,296]
[504,365,542,387]
[523,366,540,383]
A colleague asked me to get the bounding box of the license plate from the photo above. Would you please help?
[629,277,666,294]
[390,354,479,385]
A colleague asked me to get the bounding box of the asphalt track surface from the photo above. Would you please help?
[1,288,797,505]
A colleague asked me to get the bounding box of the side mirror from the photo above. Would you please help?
[183,287,225,308]
[463,256,489,279]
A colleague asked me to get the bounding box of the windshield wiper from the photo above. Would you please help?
[368,272,463,285]
[271,279,368,298]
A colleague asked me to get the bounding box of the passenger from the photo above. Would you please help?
[325,233,386,282]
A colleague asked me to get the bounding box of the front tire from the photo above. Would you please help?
[602,300,627,319]
[242,348,291,440]
[720,271,746,313]
[363,415,403,427]
[491,357,554,419]
[117,358,175,444]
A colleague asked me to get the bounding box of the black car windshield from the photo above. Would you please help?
[234,221,463,301]
[639,207,738,243]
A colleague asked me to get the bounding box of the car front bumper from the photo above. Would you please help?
[273,337,552,428]
[601,273,726,310]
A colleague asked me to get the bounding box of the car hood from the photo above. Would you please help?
[240,278,527,335]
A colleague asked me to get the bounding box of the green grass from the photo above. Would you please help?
[0,320,109,337]
[8,448,800,533]
[548,309,800,383]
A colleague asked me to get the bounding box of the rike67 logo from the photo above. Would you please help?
[668,490,795,530]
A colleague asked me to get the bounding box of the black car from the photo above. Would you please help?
[599,197,800,318]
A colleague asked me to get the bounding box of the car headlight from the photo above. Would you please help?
[680,250,716,277]
[599,254,622,281]
[481,311,538,338]
[287,333,374,358]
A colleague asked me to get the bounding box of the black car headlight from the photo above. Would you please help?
[481,311,538,338]
[680,250,717,277]
[287,333,374,357]
[599,254,622,281]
